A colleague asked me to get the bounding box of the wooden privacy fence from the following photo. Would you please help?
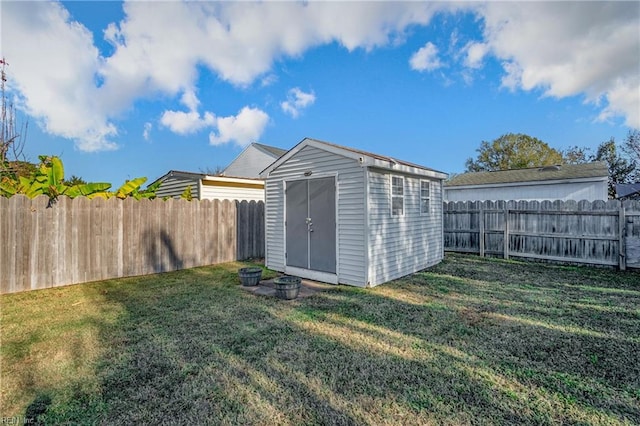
[444,200,640,269]
[0,195,265,294]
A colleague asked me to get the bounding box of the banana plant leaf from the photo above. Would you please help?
[115,177,148,199]
[66,182,112,198]
[49,156,64,186]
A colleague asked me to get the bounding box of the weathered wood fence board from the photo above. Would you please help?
[236,200,265,261]
[444,200,640,269]
[0,196,265,294]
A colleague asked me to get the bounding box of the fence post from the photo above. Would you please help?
[619,204,626,271]
[503,206,509,260]
[479,203,485,258]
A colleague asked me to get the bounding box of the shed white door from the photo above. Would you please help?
[285,177,336,274]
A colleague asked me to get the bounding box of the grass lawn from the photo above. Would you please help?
[1,254,639,425]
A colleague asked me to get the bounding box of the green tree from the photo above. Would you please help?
[64,175,87,186]
[593,138,635,198]
[622,130,639,181]
[562,146,591,165]
[559,135,637,198]
[465,133,563,172]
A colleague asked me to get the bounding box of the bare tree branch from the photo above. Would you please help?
[1,58,29,178]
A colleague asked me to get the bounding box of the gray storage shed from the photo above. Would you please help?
[260,138,448,287]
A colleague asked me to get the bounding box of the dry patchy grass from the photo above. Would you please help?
[1,254,638,425]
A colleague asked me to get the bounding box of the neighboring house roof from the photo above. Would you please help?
[150,170,205,185]
[616,182,640,199]
[149,170,263,188]
[445,162,608,187]
[261,137,448,179]
[253,142,287,158]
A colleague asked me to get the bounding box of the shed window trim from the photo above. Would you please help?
[420,180,430,215]
[391,175,404,216]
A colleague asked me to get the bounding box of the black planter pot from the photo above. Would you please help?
[273,276,301,300]
[238,267,263,287]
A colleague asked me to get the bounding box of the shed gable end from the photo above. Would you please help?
[265,145,367,286]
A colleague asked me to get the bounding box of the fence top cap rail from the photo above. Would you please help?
[444,199,625,210]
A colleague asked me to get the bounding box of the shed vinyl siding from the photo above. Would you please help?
[368,170,443,286]
[224,145,279,178]
[445,180,608,202]
[265,145,367,286]
[265,179,284,272]
[200,185,264,202]
[156,176,200,199]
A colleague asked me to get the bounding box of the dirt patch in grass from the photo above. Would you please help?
[1,255,638,424]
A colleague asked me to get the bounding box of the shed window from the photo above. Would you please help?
[391,176,404,216]
[420,180,430,214]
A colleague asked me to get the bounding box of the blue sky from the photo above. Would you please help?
[2,1,638,187]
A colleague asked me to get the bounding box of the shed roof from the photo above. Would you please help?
[261,137,447,179]
[445,162,608,187]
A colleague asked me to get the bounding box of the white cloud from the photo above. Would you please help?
[469,2,640,127]
[261,74,278,87]
[596,78,640,126]
[464,42,489,69]
[160,110,216,135]
[409,42,443,72]
[159,87,217,135]
[281,88,316,118]
[2,1,442,151]
[143,122,152,141]
[180,89,200,112]
[1,1,117,151]
[3,0,637,154]
[97,1,440,93]
[209,107,269,147]
[500,61,524,92]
